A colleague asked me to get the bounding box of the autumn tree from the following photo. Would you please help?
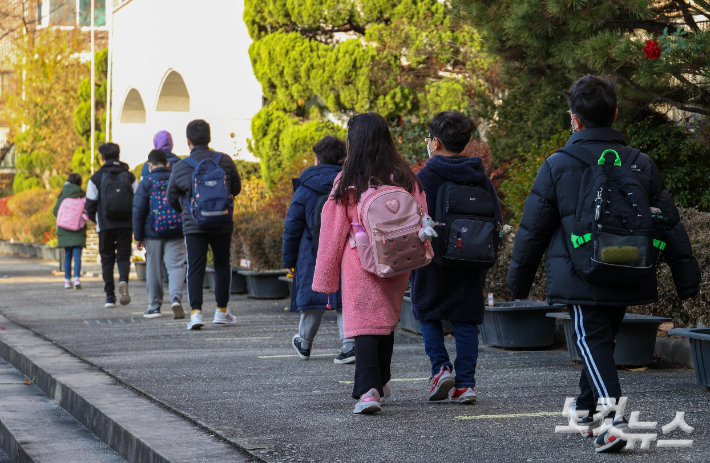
[2,28,87,192]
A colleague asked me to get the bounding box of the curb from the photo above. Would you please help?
[0,315,266,463]
[0,423,32,463]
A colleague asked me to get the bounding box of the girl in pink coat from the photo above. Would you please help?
[312,112,429,414]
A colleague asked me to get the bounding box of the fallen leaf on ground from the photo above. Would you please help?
[623,366,648,372]
[658,322,674,332]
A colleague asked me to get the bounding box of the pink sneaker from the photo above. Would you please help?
[353,388,381,414]
[449,387,477,404]
[380,383,392,404]
[64,280,72,289]
[428,366,455,401]
[73,278,82,290]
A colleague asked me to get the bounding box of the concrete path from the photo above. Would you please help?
[0,254,707,462]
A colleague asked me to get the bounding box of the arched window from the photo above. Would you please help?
[120,88,146,123]
[156,71,190,112]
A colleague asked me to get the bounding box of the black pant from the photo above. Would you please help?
[352,332,394,399]
[99,228,132,296]
[570,305,625,416]
[185,232,232,310]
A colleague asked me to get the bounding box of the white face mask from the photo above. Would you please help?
[426,142,432,158]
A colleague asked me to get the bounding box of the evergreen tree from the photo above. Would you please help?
[245,0,497,185]
[455,0,710,161]
[72,48,107,177]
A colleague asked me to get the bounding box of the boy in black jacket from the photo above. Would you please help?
[133,149,186,320]
[168,120,241,330]
[507,75,700,453]
[86,143,138,308]
[411,111,502,405]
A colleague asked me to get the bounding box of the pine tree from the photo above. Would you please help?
[455,0,710,161]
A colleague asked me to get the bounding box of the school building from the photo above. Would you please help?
[109,0,263,167]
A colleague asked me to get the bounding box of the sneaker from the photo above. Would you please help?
[594,417,629,453]
[566,401,600,437]
[105,296,116,308]
[449,387,477,404]
[213,309,237,325]
[171,301,185,320]
[64,280,73,289]
[187,311,204,330]
[334,348,356,365]
[292,334,311,360]
[73,278,82,290]
[143,307,162,318]
[380,383,392,404]
[353,388,381,414]
[428,366,455,401]
[118,281,131,305]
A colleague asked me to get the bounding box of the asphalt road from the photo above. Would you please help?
[0,254,708,462]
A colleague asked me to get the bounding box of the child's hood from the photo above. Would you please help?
[425,155,489,185]
[297,164,342,195]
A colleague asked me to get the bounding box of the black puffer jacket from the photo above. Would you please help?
[86,160,138,232]
[167,145,241,235]
[507,127,700,307]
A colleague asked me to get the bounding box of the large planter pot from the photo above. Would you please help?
[0,241,10,253]
[230,267,248,294]
[481,301,565,348]
[134,261,147,281]
[19,243,32,256]
[237,270,289,299]
[399,296,454,335]
[278,276,293,295]
[668,328,710,387]
[550,312,672,366]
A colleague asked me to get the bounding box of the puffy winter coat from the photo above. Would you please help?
[167,145,241,235]
[282,164,343,312]
[133,167,181,241]
[86,160,138,232]
[53,182,87,248]
[507,127,700,306]
[410,155,502,324]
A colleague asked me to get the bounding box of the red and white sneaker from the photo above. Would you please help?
[353,388,381,414]
[428,366,455,401]
[449,387,477,404]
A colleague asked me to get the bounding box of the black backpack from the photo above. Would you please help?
[310,192,329,252]
[557,145,666,287]
[100,170,133,221]
[431,181,500,269]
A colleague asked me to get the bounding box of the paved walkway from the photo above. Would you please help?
[0,254,707,462]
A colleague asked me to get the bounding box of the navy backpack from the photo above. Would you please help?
[182,153,234,229]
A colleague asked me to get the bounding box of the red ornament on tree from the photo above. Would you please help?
[644,40,661,59]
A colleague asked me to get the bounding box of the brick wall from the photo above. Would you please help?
[83,222,99,263]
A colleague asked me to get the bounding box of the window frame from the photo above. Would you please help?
[37,0,108,30]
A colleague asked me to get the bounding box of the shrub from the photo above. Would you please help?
[0,188,58,242]
[498,129,568,224]
[233,211,284,271]
[629,208,710,327]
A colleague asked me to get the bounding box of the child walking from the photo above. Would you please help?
[313,113,432,414]
[53,173,87,289]
[283,136,355,364]
[410,111,502,404]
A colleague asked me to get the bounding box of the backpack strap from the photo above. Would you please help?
[182,156,198,168]
[211,152,222,165]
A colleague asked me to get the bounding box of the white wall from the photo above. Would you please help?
[110,0,262,168]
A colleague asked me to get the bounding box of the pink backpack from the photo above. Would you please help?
[57,197,88,232]
[349,186,433,278]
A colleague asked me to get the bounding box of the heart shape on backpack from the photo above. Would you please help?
[386,199,400,214]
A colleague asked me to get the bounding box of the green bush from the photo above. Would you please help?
[498,129,568,224]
